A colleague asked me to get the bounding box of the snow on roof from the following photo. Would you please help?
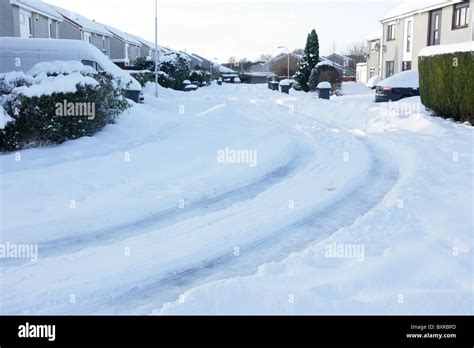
[377,69,419,89]
[382,0,462,21]
[317,58,345,72]
[366,28,383,41]
[104,25,142,46]
[419,41,474,56]
[190,54,204,63]
[130,35,159,51]
[51,5,111,36]
[219,65,236,73]
[14,0,62,21]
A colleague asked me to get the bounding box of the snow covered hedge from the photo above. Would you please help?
[189,70,211,86]
[418,49,473,123]
[309,63,342,93]
[132,56,190,90]
[0,62,129,152]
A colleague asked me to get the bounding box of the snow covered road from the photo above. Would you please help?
[1,83,472,315]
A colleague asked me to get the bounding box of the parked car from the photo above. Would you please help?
[0,38,143,103]
[375,70,419,102]
[184,84,198,92]
[234,77,241,84]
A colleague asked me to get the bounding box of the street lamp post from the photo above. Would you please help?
[278,46,290,80]
[154,0,158,98]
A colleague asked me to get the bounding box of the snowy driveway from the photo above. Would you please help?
[1,83,472,314]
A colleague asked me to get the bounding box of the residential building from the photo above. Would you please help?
[104,24,142,67]
[365,29,383,80]
[52,6,112,57]
[380,0,472,78]
[131,36,159,61]
[322,53,355,77]
[191,54,214,72]
[0,0,62,39]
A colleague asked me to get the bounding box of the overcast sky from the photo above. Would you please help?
[44,0,399,62]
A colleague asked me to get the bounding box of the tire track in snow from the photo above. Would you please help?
[87,137,399,315]
[0,147,310,267]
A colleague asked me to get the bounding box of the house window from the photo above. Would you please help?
[387,24,395,41]
[406,20,412,53]
[402,61,412,71]
[386,61,395,78]
[429,9,442,45]
[453,2,469,29]
[370,41,377,53]
[28,16,33,37]
[48,19,56,38]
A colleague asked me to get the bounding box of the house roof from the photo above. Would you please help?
[12,0,63,21]
[130,35,159,51]
[382,0,463,22]
[325,53,353,62]
[104,25,142,45]
[51,5,111,36]
[366,28,383,41]
[189,54,204,63]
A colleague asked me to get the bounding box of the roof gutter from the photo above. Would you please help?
[9,0,63,21]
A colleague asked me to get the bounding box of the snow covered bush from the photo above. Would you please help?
[308,63,342,93]
[130,70,174,89]
[419,50,473,123]
[0,62,129,152]
[132,54,190,90]
[189,70,211,86]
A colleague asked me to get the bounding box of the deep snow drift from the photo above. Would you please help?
[0,83,472,315]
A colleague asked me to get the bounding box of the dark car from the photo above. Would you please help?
[375,70,419,102]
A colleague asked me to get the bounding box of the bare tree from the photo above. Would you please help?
[292,48,304,55]
[271,55,300,78]
[258,54,273,62]
[344,41,368,70]
[228,56,238,66]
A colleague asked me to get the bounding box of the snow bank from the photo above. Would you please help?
[419,41,474,57]
[27,61,97,77]
[377,70,419,89]
[157,87,473,316]
[12,72,99,98]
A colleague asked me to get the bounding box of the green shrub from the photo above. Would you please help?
[0,71,129,152]
[419,51,474,123]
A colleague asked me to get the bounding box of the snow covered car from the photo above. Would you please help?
[366,75,381,90]
[0,38,143,103]
[375,70,419,102]
[184,84,198,92]
[234,77,241,84]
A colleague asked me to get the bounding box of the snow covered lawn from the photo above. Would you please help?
[1,83,472,315]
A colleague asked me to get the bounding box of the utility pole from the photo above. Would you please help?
[154,0,158,98]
